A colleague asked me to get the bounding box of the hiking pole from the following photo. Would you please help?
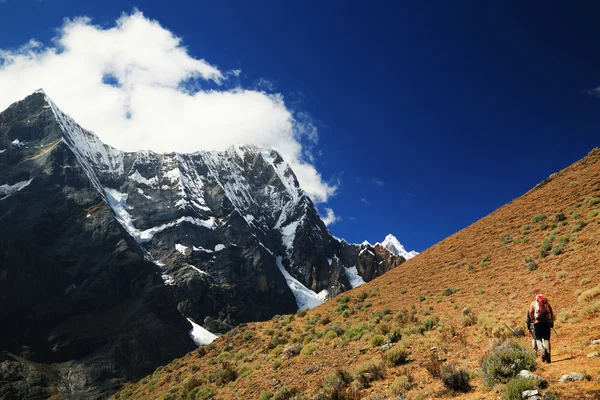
[552,327,567,349]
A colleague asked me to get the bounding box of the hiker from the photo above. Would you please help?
[527,294,555,363]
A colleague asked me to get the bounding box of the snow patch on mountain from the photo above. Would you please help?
[136,187,152,200]
[276,256,327,310]
[0,179,33,199]
[280,220,300,251]
[187,318,218,346]
[129,170,159,187]
[175,244,188,254]
[104,187,216,243]
[344,266,366,288]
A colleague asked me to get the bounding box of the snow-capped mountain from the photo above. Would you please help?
[376,234,419,260]
[0,91,414,399]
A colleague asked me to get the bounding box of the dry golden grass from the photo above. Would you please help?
[114,148,600,400]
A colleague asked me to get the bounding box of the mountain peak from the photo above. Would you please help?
[376,234,418,260]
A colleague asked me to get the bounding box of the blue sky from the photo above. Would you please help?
[1,1,599,252]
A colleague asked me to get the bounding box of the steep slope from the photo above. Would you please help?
[117,149,600,399]
[0,92,414,399]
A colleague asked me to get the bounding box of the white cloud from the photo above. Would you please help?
[372,178,385,186]
[0,11,336,203]
[360,197,370,205]
[320,207,339,226]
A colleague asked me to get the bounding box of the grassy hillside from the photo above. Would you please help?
[114,148,600,400]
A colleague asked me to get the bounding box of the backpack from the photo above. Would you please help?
[534,295,550,322]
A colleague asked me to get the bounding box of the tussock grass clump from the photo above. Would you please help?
[481,341,536,385]
[440,362,471,393]
[353,361,385,389]
[578,284,600,303]
[501,377,536,400]
[584,197,600,206]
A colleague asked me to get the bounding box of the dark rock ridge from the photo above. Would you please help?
[0,91,415,399]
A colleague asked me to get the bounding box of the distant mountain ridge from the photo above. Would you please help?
[0,91,416,399]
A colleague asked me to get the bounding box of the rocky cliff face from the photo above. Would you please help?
[0,92,416,399]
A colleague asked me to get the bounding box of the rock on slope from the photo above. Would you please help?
[0,92,415,398]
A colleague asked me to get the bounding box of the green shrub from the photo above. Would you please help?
[499,235,513,245]
[386,345,410,366]
[585,197,600,206]
[353,361,385,389]
[422,316,439,331]
[324,330,338,340]
[556,271,567,279]
[272,360,281,370]
[188,385,216,400]
[296,309,307,318]
[258,391,273,400]
[273,387,301,400]
[342,324,370,342]
[521,224,531,234]
[209,362,238,386]
[557,235,570,245]
[440,363,471,393]
[442,287,458,296]
[386,328,402,343]
[572,221,587,232]
[317,370,356,399]
[282,343,302,359]
[539,240,552,257]
[532,215,546,223]
[370,335,385,347]
[300,342,317,356]
[481,341,536,385]
[553,245,564,255]
[418,295,426,302]
[502,377,536,400]
[527,260,538,271]
[389,375,412,395]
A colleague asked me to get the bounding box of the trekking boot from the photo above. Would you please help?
[545,353,551,363]
[540,350,547,363]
